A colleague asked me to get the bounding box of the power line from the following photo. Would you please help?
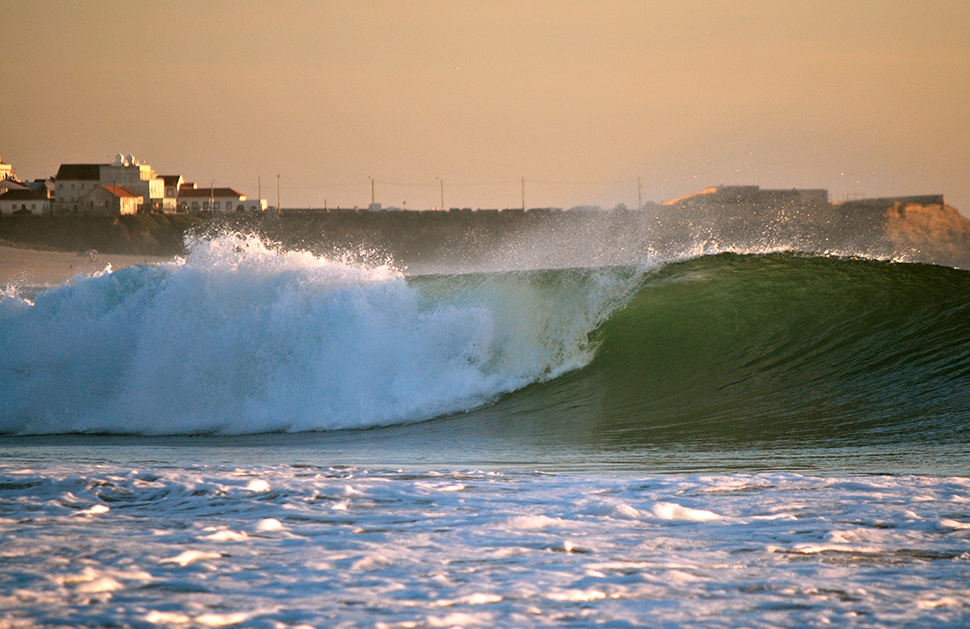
[246,177,641,191]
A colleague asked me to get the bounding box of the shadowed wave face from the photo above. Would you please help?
[1,234,969,455]
[477,253,970,451]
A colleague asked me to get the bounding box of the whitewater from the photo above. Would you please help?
[2,229,970,627]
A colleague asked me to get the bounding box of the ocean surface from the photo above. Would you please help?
[2,230,969,627]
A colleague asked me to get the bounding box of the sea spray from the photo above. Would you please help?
[0,233,644,435]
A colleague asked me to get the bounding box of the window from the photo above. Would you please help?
[214,201,220,210]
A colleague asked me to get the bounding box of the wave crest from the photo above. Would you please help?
[0,234,641,435]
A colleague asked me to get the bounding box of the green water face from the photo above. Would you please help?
[461,253,970,456]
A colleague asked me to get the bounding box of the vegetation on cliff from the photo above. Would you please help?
[0,214,201,255]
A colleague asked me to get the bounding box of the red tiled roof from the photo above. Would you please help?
[102,185,140,198]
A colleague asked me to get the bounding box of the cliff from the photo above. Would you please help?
[0,214,200,256]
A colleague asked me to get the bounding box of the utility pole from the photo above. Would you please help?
[258,176,261,203]
[210,180,214,212]
[276,174,280,212]
[521,176,525,211]
[437,177,443,211]
[371,177,375,206]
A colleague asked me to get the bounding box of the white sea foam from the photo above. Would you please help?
[651,501,722,521]
[0,234,642,435]
[3,466,969,628]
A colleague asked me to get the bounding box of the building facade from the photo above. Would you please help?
[54,156,167,213]
[177,187,265,212]
[0,189,52,214]
[78,185,142,215]
[161,175,184,210]
[53,164,105,212]
[100,155,165,211]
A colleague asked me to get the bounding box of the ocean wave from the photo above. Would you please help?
[3,234,970,439]
[477,252,970,447]
[0,233,641,435]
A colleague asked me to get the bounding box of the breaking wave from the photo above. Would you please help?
[2,234,969,442]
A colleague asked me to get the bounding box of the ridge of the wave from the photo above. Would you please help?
[471,252,970,447]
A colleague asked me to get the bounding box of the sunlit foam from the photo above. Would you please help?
[0,233,643,435]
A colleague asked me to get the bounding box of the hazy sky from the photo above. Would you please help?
[2,1,968,212]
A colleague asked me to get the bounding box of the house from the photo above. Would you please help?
[54,155,166,213]
[28,178,56,196]
[177,186,264,212]
[161,174,183,197]
[78,185,142,215]
[0,156,13,181]
[0,178,29,194]
[53,163,104,212]
[0,189,52,215]
[99,154,165,211]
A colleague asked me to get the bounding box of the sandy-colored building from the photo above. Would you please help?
[78,185,143,215]
[100,154,166,211]
[160,175,185,201]
[0,156,13,181]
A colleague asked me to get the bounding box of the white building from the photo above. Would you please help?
[177,186,265,212]
[0,189,52,214]
[53,164,103,212]
[54,155,166,213]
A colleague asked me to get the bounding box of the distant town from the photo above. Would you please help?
[0,154,950,218]
[0,154,267,216]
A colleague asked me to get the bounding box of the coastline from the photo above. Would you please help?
[2,195,968,287]
[0,244,172,290]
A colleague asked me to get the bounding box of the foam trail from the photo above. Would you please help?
[0,234,641,435]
